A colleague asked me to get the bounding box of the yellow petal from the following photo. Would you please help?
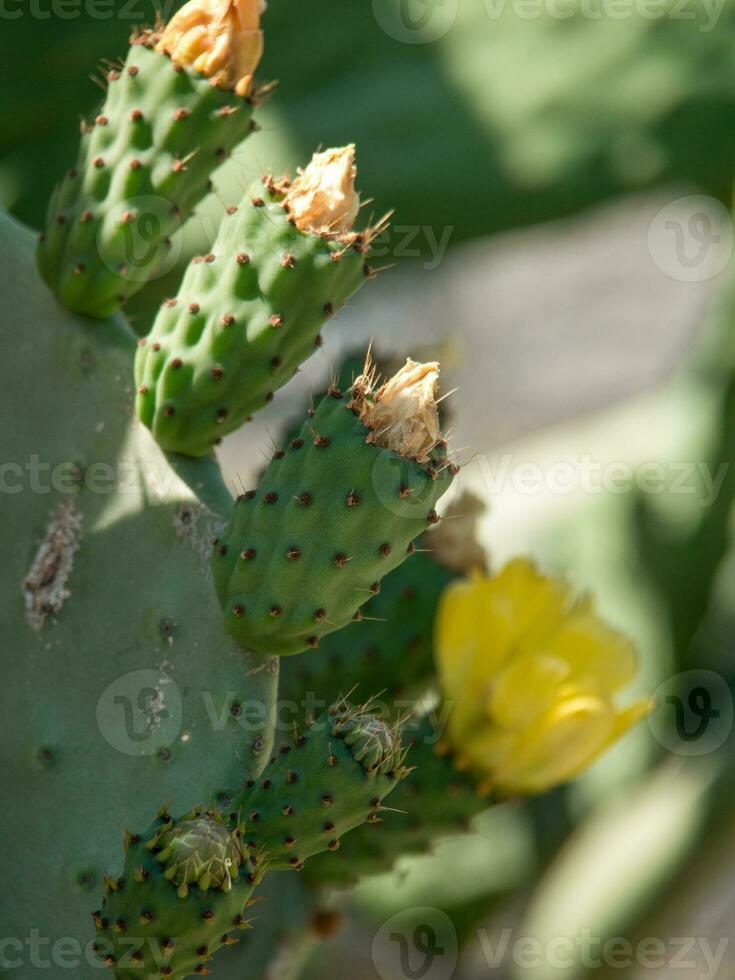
[434,562,648,795]
[544,599,639,694]
[493,694,616,794]
[488,652,570,728]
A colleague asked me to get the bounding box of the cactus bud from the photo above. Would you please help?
[154,813,242,896]
[157,0,266,96]
[285,145,359,235]
[352,357,442,463]
[331,706,403,775]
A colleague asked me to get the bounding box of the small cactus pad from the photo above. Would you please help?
[237,703,409,869]
[94,809,257,979]
[280,548,456,714]
[37,40,257,319]
[304,714,488,887]
[213,362,455,655]
[135,153,372,457]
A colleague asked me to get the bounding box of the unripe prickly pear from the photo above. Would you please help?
[94,808,258,979]
[37,0,265,319]
[237,703,409,870]
[212,356,456,655]
[135,146,376,456]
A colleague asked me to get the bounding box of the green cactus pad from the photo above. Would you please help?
[304,714,489,888]
[279,549,456,715]
[134,177,370,457]
[94,808,257,979]
[237,704,409,870]
[212,385,455,655]
[37,38,257,319]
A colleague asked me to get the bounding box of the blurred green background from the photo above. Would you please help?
[5,1,735,977]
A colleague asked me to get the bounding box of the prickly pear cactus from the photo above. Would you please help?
[0,3,456,968]
[2,4,650,978]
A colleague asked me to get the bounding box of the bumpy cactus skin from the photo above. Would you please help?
[239,707,408,870]
[135,176,369,456]
[37,40,257,319]
[280,550,456,713]
[213,389,454,655]
[95,703,408,979]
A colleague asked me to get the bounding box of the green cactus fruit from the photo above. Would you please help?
[279,550,456,714]
[37,15,263,320]
[134,146,375,456]
[237,703,409,870]
[94,808,258,979]
[304,713,490,888]
[212,358,456,655]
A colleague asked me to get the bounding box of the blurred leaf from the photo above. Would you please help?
[6,1,735,243]
[512,758,719,980]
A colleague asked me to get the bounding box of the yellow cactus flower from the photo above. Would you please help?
[435,559,648,795]
[157,0,266,96]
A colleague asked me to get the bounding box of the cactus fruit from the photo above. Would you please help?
[37,0,265,319]
[279,490,488,717]
[212,357,456,655]
[152,811,244,898]
[94,808,257,979]
[135,146,375,456]
[95,702,407,979]
[238,703,409,870]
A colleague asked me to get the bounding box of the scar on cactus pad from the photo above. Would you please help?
[213,353,456,655]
